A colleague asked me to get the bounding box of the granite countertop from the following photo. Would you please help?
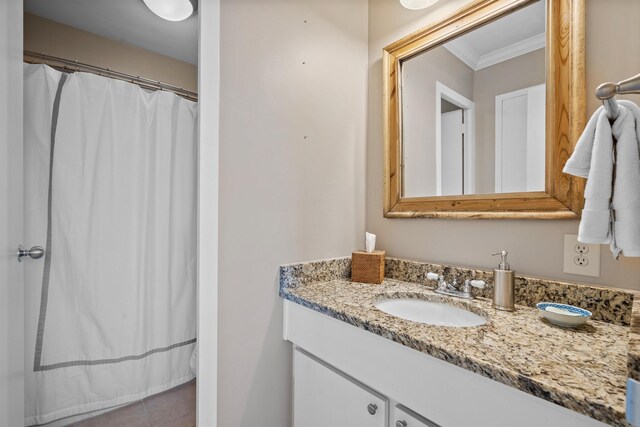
[280,258,633,426]
[628,297,640,382]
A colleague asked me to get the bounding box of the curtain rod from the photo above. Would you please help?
[24,50,198,102]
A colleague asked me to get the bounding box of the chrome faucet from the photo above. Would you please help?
[426,272,486,300]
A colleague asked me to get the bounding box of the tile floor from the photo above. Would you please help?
[68,380,196,427]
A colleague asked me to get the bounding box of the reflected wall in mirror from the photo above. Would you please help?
[402,0,546,197]
[384,0,586,218]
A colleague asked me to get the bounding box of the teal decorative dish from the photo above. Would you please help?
[536,302,592,328]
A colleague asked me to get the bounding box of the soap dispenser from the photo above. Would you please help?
[492,250,515,311]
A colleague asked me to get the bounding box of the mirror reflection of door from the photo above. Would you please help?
[436,82,474,196]
[441,108,464,195]
[495,83,546,193]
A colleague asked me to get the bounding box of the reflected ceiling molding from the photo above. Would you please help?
[442,39,480,70]
[443,32,545,71]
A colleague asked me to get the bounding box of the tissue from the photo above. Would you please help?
[365,232,376,253]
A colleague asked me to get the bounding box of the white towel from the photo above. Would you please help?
[612,100,640,257]
[563,105,607,179]
[564,106,614,245]
[563,100,640,258]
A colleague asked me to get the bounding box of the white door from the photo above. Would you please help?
[440,110,464,196]
[0,1,25,426]
[293,349,387,427]
[495,84,546,193]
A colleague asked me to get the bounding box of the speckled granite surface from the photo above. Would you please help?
[280,257,634,426]
[628,297,640,381]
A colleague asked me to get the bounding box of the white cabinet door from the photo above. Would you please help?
[494,84,546,193]
[0,1,25,426]
[294,348,387,427]
[393,405,440,427]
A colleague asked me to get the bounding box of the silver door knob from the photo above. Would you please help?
[367,403,377,415]
[396,421,408,427]
[18,245,45,262]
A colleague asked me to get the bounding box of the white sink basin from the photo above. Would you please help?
[375,298,487,327]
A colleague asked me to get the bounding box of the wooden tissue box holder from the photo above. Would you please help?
[351,250,385,284]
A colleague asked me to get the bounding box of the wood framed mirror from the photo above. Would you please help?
[383,0,585,219]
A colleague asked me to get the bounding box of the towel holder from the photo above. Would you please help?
[596,73,640,120]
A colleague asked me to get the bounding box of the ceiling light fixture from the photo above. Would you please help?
[143,0,194,22]
[400,0,440,10]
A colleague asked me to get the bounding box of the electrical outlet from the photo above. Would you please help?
[574,255,588,266]
[563,234,600,277]
[574,244,589,254]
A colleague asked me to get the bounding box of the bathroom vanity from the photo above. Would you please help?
[281,257,633,427]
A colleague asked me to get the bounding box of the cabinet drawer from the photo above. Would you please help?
[294,348,388,427]
[393,405,440,427]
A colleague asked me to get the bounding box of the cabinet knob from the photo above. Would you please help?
[396,421,408,427]
[367,403,378,415]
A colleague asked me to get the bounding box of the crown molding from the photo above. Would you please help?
[476,32,545,69]
[442,39,480,70]
[444,32,545,71]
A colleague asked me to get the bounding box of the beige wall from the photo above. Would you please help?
[24,13,197,92]
[218,0,368,426]
[367,0,640,290]
[402,46,474,196]
[473,48,545,193]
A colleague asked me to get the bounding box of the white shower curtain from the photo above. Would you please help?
[23,64,197,425]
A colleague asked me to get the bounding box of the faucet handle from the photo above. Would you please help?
[468,279,486,289]
[426,272,445,290]
[426,272,440,281]
[462,279,486,297]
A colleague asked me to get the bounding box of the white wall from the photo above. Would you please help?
[197,0,219,425]
[367,0,640,290]
[218,0,368,425]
